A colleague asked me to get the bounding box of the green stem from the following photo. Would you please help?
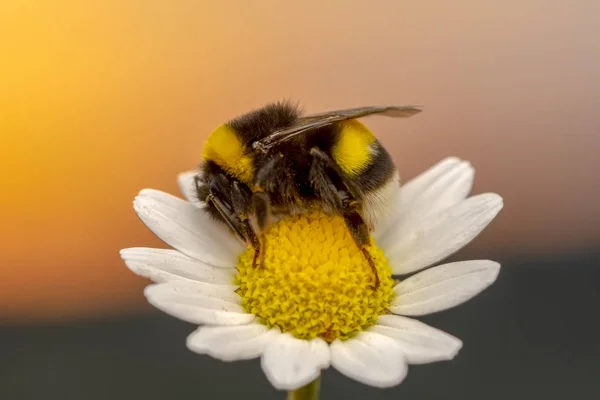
[287,377,321,400]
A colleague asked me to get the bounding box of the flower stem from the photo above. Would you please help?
[287,377,321,400]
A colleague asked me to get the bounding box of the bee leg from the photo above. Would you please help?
[205,192,245,240]
[252,155,287,268]
[206,176,261,265]
[309,147,379,289]
[344,210,380,289]
[251,191,271,268]
[230,181,262,268]
[309,148,363,201]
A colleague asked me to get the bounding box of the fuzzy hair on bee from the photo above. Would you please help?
[195,101,421,287]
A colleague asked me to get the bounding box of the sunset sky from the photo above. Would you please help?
[1,0,599,320]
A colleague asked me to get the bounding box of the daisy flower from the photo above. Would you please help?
[121,157,503,393]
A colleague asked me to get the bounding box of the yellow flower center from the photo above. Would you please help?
[235,210,394,343]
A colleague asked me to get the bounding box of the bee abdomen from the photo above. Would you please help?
[331,119,396,190]
[331,120,378,177]
[330,120,398,228]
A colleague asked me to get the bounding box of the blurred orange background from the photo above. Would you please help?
[1,0,599,321]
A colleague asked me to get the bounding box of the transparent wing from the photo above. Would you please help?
[252,105,422,152]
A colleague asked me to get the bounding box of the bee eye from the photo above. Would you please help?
[202,124,255,184]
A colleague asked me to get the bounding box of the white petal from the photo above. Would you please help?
[144,283,253,325]
[133,189,243,267]
[187,323,280,362]
[399,157,462,211]
[145,282,241,306]
[144,280,240,304]
[177,171,204,207]
[261,333,329,390]
[390,260,501,316]
[330,331,408,388]
[120,247,235,285]
[369,315,462,364]
[386,193,503,275]
[375,157,473,245]
[399,161,474,224]
[309,338,331,369]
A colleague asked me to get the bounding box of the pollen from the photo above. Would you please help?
[235,210,395,342]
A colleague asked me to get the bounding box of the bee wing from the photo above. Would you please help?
[299,105,422,121]
[252,105,422,152]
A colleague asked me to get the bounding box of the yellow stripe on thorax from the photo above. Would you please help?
[332,120,376,176]
[202,124,254,184]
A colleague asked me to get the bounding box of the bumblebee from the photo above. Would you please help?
[195,101,421,287]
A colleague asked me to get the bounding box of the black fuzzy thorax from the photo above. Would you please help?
[227,102,343,211]
[228,101,301,147]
